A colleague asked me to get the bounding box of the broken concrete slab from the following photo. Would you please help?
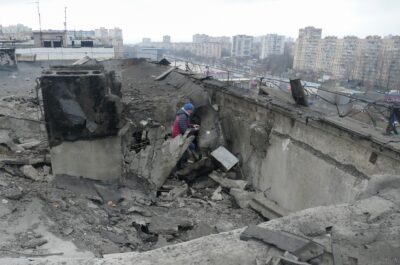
[184,223,217,240]
[126,205,152,217]
[21,238,48,249]
[0,129,24,153]
[129,127,195,190]
[210,146,239,171]
[211,186,223,201]
[175,157,214,182]
[3,187,24,200]
[54,174,103,203]
[267,256,311,265]
[20,165,41,181]
[240,225,324,255]
[208,171,247,190]
[154,67,175,81]
[230,188,254,208]
[293,240,325,262]
[166,183,188,200]
[50,136,124,182]
[148,216,193,235]
[0,204,12,218]
[249,193,289,220]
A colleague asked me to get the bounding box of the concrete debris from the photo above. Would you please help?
[210,146,239,171]
[154,67,175,81]
[40,65,125,181]
[211,186,223,201]
[249,193,289,220]
[148,216,194,235]
[94,184,124,205]
[126,205,152,217]
[3,187,24,200]
[166,183,188,200]
[208,171,247,190]
[184,223,217,240]
[20,165,41,181]
[21,238,48,249]
[230,188,254,208]
[266,256,311,265]
[0,129,24,153]
[175,157,214,182]
[101,230,131,245]
[240,225,324,257]
[153,235,169,249]
[129,128,195,190]
[62,227,74,236]
[72,56,98,66]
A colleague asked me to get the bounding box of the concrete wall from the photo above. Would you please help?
[204,83,400,212]
[50,136,123,182]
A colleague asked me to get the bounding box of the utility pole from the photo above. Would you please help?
[33,1,42,47]
[63,6,67,48]
[64,7,67,32]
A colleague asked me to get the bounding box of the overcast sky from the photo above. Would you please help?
[0,0,399,43]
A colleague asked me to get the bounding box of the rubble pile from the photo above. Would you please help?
[0,63,263,258]
[1,59,400,265]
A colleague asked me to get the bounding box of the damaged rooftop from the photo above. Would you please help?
[0,58,399,265]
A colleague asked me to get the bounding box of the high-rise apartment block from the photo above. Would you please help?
[260,34,285,59]
[231,35,253,57]
[293,27,322,71]
[293,26,400,90]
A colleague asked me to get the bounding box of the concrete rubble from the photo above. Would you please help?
[0,59,399,265]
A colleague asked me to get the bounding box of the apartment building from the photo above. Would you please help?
[315,36,338,73]
[293,26,322,71]
[331,36,359,79]
[259,34,285,60]
[231,35,253,57]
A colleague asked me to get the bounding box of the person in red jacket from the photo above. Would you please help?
[172,103,200,167]
[172,103,199,138]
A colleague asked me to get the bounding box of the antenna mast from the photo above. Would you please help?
[35,1,42,46]
[64,6,67,32]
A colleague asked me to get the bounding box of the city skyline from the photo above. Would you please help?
[1,0,399,44]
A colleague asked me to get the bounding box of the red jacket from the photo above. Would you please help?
[172,108,190,138]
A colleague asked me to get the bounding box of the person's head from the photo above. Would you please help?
[183,103,194,115]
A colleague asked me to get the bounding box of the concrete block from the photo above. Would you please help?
[50,136,123,181]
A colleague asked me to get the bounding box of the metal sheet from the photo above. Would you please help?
[210,146,239,171]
